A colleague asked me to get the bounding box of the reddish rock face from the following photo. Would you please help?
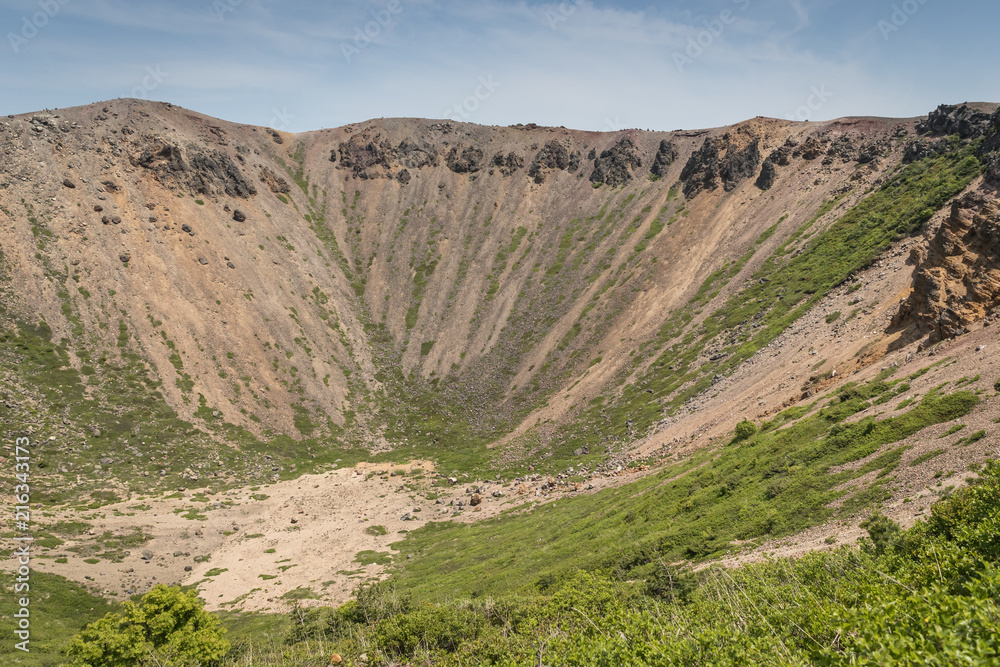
[892,192,1000,344]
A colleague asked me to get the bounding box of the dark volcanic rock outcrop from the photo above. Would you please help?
[720,139,761,190]
[528,140,571,183]
[187,151,257,197]
[918,103,993,139]
[891,192,1000,345]
[680,138,721,198]
[130,141,256,198]
[767,139,796,166]
[395,139,438,169]
[650,140,678,178]
[903,139,950,163]
[856,139,890,165]
[491,151,524,176]
[680,132,761,198]
[793,136,824,160]
[589,138,641,187]
[755,159,777,190]
[976,108,1000,185]
[337,134,393,179]
[446,145,485,173]
[825,135,856,162]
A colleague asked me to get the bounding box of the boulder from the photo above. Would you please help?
[755,159,777,190]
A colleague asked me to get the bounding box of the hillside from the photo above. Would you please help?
[2,99,1000,665]
[4,101,994,468]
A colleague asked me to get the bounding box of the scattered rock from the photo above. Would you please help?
[62,178,75,188]
[232,209,246,222]
[793,137,824,161]
[259,167,290,194]
[491,151,523,176]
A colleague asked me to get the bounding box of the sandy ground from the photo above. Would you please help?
[16,456,658,612]
[24,460,456,612]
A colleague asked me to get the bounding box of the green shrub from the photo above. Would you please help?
[68,585,229,667]
[732,419,757,442]
[374,605,486,657]
[352,580,412,624]
[815,567,1000,666]
[860,513,902,556]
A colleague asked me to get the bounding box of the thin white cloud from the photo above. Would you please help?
[789,0,810,30]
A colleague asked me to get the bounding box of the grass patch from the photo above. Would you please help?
[387,380,978,600]
[355,550,393,566]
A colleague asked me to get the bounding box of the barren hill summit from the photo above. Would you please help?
[2,99,1000,495]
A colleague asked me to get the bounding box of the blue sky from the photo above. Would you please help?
[1,0,996,132]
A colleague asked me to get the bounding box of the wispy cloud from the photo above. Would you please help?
[1,0,997,130]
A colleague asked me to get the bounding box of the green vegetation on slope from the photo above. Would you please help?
[551,141,984,462]
[0,571,117,666]
[64,457,997,666]
[386,379,977,599]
